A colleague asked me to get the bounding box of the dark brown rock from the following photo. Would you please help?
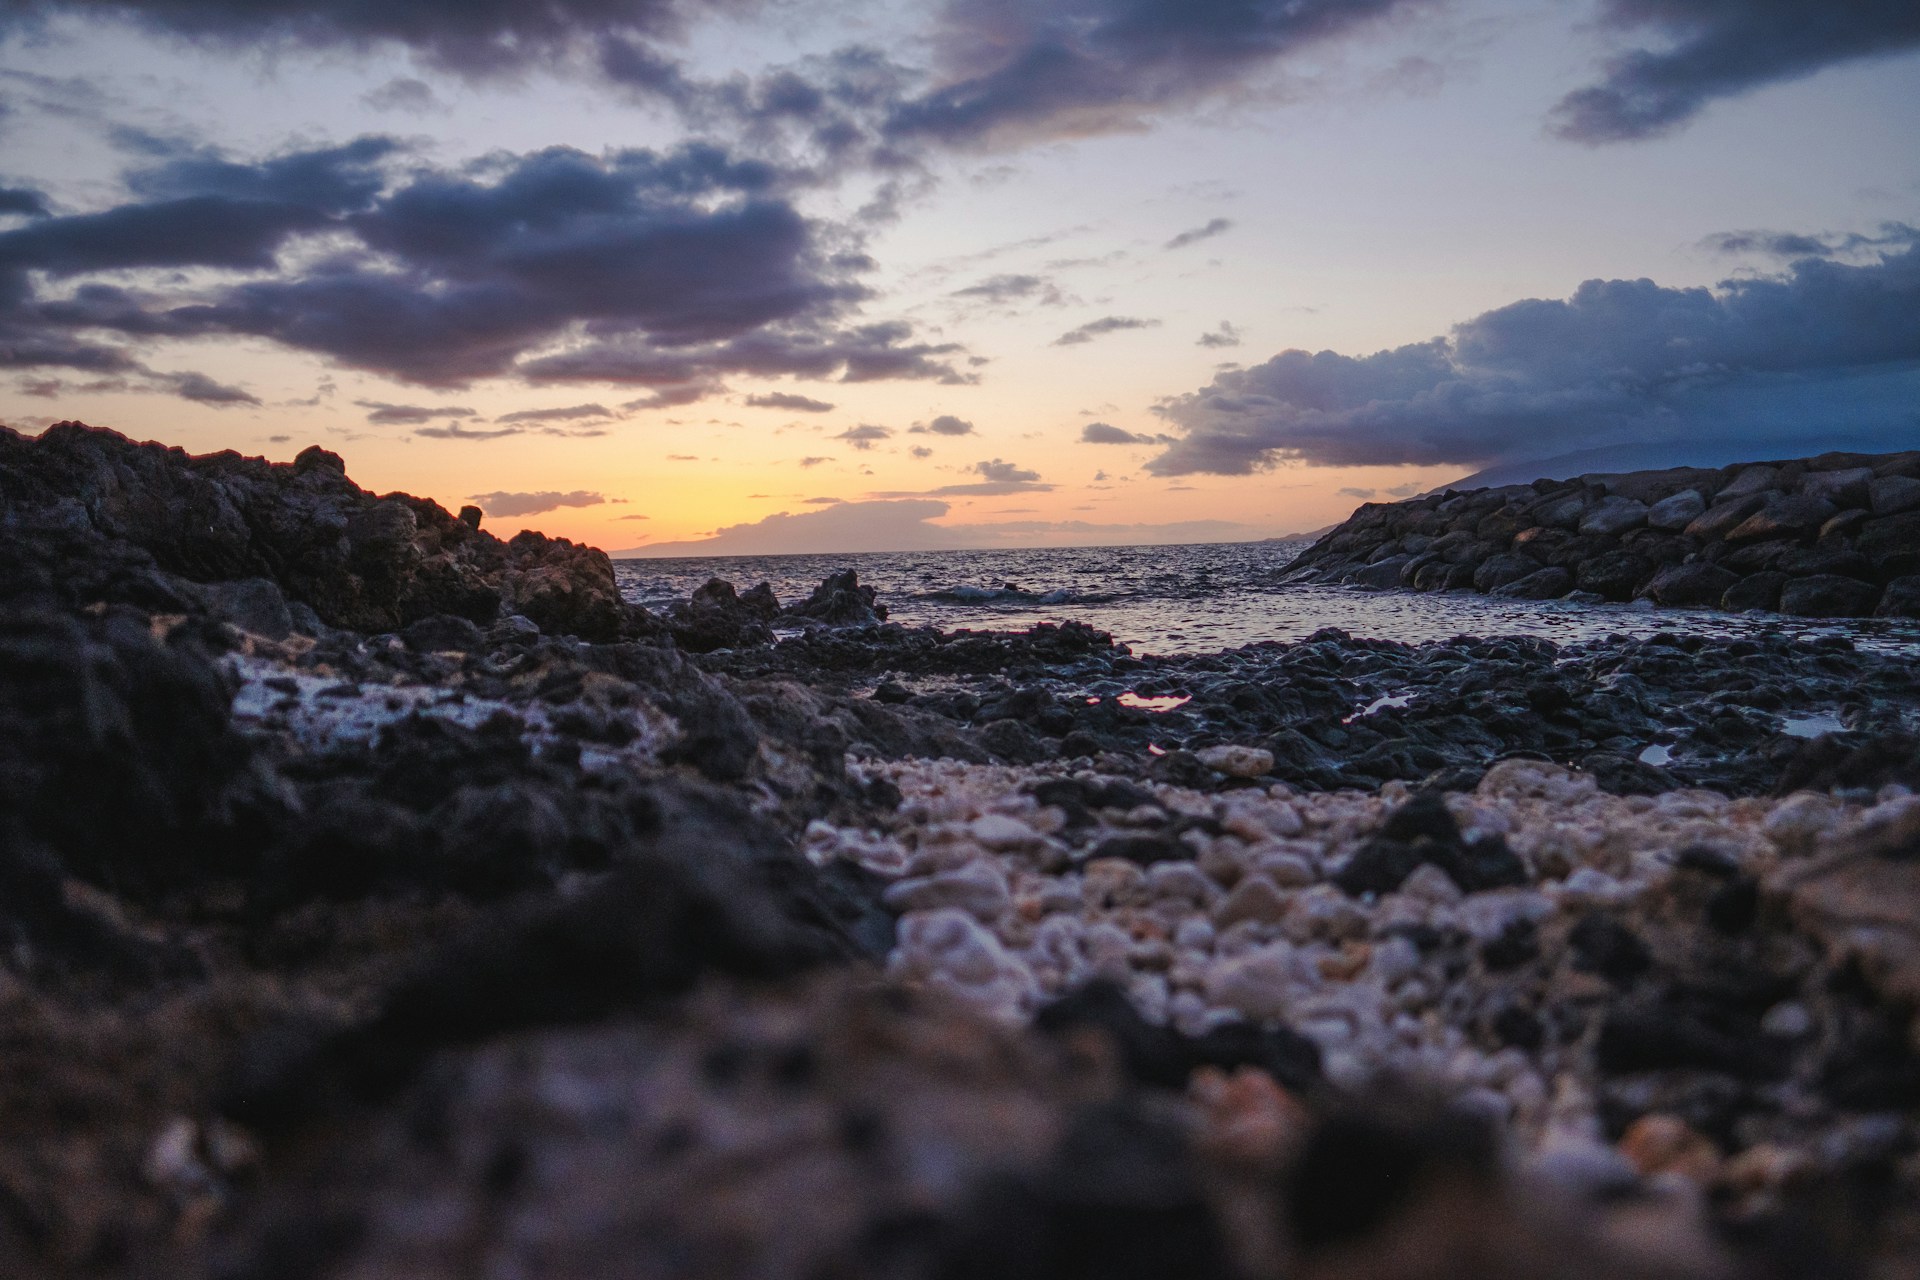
[1489,566,1572,599]
[1683,493,1768,540]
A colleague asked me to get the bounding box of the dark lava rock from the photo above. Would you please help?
[1779,575,1881,618]
[1575,550,1655,602]
[1490,566,1572,599]
[784,569,887,626]
[1035,979,1322,1093]
[1333,792,1527,896]
[666,577,779,652]
[1877,576,1920,619]
[1640,562,1738,607]
[0,421,636,640]
[1722,571,1788,611]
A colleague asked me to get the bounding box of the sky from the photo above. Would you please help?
[0,0,1916,556]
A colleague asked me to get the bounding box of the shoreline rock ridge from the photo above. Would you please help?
[1280,448,1920,617]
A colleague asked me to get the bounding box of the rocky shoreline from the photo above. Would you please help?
[3,423,1919,1279]
[1279,449,1920,618]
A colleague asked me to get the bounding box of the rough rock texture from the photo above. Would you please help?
[1,422,635,639]
[1283,449,1920,616]
[5,428,1920,1280]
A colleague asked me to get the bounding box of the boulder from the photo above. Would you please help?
[1471,553,1540,593]
[1725,494,1837,542]
[1489,566,1572,599]
[1644,489,1705,531]
[1639,562,1738,608]
[1858,512,1920,576]
[1577,496,1649,537]
[1718,464,1782,499]
[1347,555,1414,588]
[1527,492,1588,530]
[1683,493,1769,540]
[1799,466,1874,507]
[1721,572,1788,612]
[1871,475,1920,517]
[1778,575,1881,618]
[1777,546,1873,581]
[1877,576,1920,619]
[1574,550,1655,602]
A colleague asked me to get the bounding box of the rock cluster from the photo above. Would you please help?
[1283,449,1920,617]
[4,426,1919,1279]
[1,421,637,638]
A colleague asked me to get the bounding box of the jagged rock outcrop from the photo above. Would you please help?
[1284,449,1920,617]
[0,422,635,639]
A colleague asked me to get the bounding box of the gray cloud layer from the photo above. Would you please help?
[1553,0,1920,143]
[0,136,970,399]
[1150,230,1920,474]
[1053,315,1160,347]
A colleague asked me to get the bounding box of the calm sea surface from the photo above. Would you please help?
[614,541,1920,657]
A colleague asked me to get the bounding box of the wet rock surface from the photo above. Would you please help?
[1282,449,1920,617]
[2,428,1918,1280]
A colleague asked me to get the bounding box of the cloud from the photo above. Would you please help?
[882,0,1423,148]
[0,187,49,217]
[802,495,844,504]
[469,489,608,518]
[357,399,477,424]
[1384,482,1423,497]
[1149,230,1920,475]
[1337,486,1376,499]
[1551,0,1920,144]
[1702,225,1916,258]
[1079,420,1156,444]
[1053,315,1160,347]
[1197,320,1241,348]
[0,0,721,78]
[415,422,522,440]
[870,456,1053,497]
[614,513,651,520]
[1165,217,1232,250]
[834,423,891,449]
[166,369,258,405]
[909,444,933,458]
[362,76,441,113]
[797,455,829,467]
[0,137,969,394]
[909,413,974,435]
[745,390,835,412]
[495,402,613,423]
[950,272,1065,307]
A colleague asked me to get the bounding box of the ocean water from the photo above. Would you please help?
[614,541,1920,657]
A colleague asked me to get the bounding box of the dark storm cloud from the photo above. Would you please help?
[362,77,440,113]
[1552,0,1920,144]
[0,0,727,77]
[1165,217,1232,250]
[469,489,607,518]
[884,0,1420,147]
[1149,232,1920,474]
[834,423,891,449]
[1053,315,1160,346]
[0,187,49,217]
[745,391,835,412]
[1079,421,1156,444]
[909,414,974,435]
[0,138,966,396]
